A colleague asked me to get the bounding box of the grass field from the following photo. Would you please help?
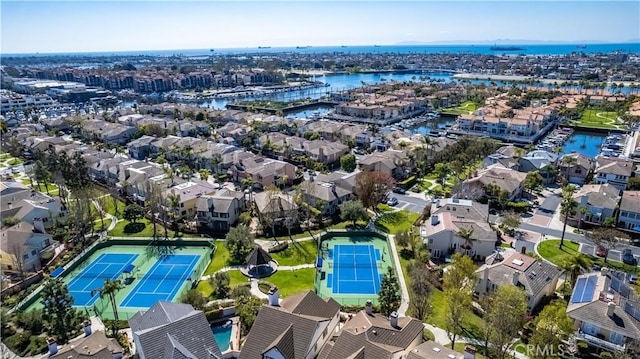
[375,210,421,234]
[102,196,127,218]
[266,268,315,297]
[441,101,477,115]
[196,270,250,298]
[203,241,231,275]
[537,239,637,273]
[269,240,317,266]
[569,109,627,130]
[107,218,168,238]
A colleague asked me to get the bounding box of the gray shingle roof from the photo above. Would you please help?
[52,331,123,359]
[567,300,640,339]
[129,301,221,359]
[280,291,341,320]
[406,341,464,359]
[263,324,296,359]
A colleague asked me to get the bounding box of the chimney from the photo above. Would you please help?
[365,300,373,316]
[268,286,280,306]
[463,345,477,359]
[435,199,441,208]
[389,311,399,328]
[47,337,58,356]
[512,270,520,286]
[607,301,616,317]
[482,268,490,293]
[33,218,46,233]
[83,319,92,337]
[431,214,439,226]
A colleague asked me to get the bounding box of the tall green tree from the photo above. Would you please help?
[92,279,123,337]
[41,278,75,343]
[378,267,401,317]
[225,224,255,264]
[123,203,144,223]
[484,286,528,359]
[560,254,591,289]
[208,272,231,299]
[408,264,434,321]
[355,171,395,210]
[236,295,263,336]
[559,186,577,249]
[340,153,357,172]
[339,200,368,226]
[529,300,573,359]
[180,289,207,310]
[443,253,476,348]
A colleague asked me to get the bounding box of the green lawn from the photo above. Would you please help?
[377,203,394,212]
[266,268,315,297]
[570,109,627,130]
[0,153,11,160]
[453,343,487,359]
[426,289,484,340]
[196,270,250,298]
[441,101,477,115]
[537,239,637,273]
[269,240,317,266]
[7,158,23,165]
[102,196,127,218]
[93,218,112,233]
[107,218,168,238]
[203,242,231,275]
[375,210,421,234]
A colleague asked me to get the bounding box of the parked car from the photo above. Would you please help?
[387,197,399,206]
[622,249,638,266]
[392,187,406,194]
[596,245,607,257]
[629,273,638,285]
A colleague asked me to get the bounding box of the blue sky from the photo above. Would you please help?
[1,1,638,54]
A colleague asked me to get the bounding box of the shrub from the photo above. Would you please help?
[205,308,224,321]
[423,328,435,341]
[267,242,289,253]
[4,331,32,356]
[399,176,417,189]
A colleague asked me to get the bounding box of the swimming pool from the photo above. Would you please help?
[211,320,232,352]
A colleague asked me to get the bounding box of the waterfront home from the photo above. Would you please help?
[302,119,349,141]
[566,271,640,353]
[240,290,341,359]
[519,150,557,183]
[195,188,246,231]
[163,181,217,221]
[359,149,411,180]
[463,164,528,201]
[421,198,496,260]
[0,221,53,272]
[482,145,521,169]
[617,191,640,232]
[595,156,634,191]
[559,153,594,184]
[318,302,424,359]
[301,178,353,217]
[572,184,620,226]
[129,301,222,359]
[475,252,561,313]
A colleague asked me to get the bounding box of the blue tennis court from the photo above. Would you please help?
[331,244,381,294]
[120,254,199,308]
[68,253,138,307]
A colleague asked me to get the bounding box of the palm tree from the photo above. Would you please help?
[92,279,124,337]
[561,254,592,289]
[578,206,588,230]
[457,227,475,253]
[167,193,181,237]
[561,155,578,181]
[559,187,577,249]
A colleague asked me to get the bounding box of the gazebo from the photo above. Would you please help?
[241,246,278,278]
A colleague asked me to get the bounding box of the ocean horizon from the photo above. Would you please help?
[2,43,639,57]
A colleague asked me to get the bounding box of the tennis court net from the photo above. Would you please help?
[328,262,383,269]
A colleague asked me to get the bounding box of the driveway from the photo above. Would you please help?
[393,193,429,213]
[536,194,561,217]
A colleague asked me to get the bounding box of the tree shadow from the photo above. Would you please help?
[124,222,145,234]
[400,248,414,260]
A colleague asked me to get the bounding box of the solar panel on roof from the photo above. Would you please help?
[571,277,587,303]
[581,275,598,302]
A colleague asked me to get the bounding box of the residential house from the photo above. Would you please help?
[359,149,411,180]
[482,145,520,168]
[81,119,137,145]
[217,122,251,144]
[302,140,350,165]
[242,157,297,190]
[0,222,53,272]
[566,271,640,353]
[421,198,497,260]
[463,165,528,201]
[519,150,557,184]
[0,181,33,210]
[195,188,246,231]
[617,191,640,232]
[0,194,61,230]
[50,329,123,359]
[572,184,620,226]
[129,301,221,359]
[163,181,217,221]
[475,252,561,312]
[313,171,359,195]
[595,156,634,191]
[127,135,157,160]
[253,191,298,233]
[318,302,424,359]
[559,153,593,185]
[301,178,353,217]
[240,289,341,359]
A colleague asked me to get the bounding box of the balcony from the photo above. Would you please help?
[575,332,625,352]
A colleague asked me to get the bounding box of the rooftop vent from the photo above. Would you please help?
[433,348,441,353]
[512,259,524,266]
